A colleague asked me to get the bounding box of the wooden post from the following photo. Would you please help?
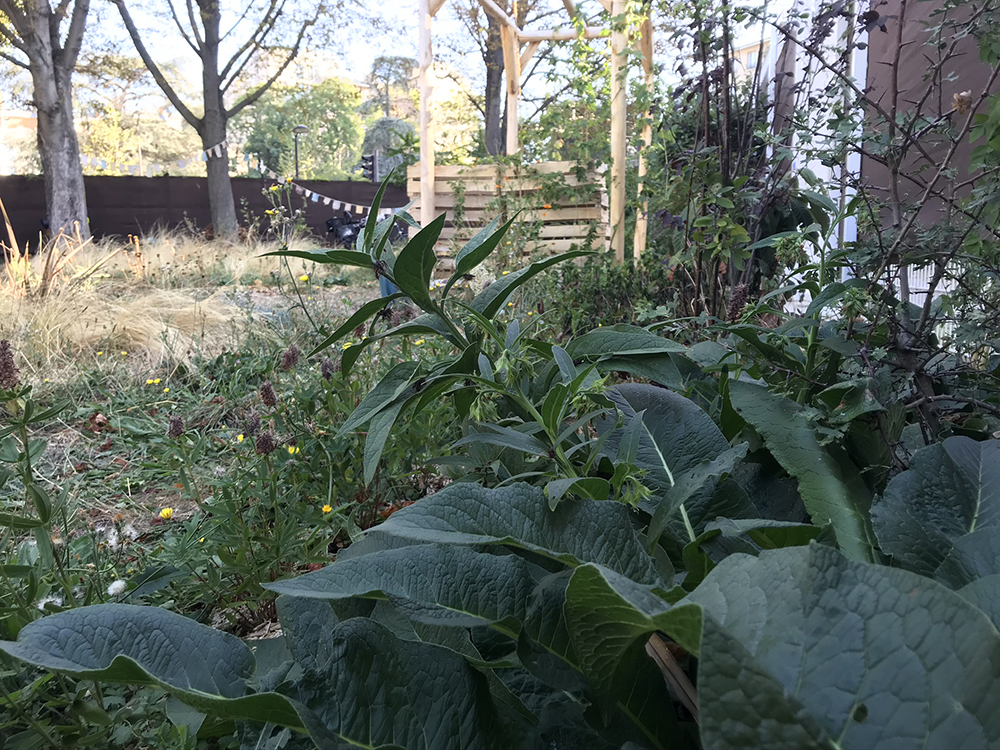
[633,14,653,263]
[418,0,436,228]
[501,24,521,154]
[609,0,627,261]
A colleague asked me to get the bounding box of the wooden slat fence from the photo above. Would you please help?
[407,161,609,271]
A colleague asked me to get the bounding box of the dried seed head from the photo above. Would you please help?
[320,358,336,381]
[280,343,300,371]
[260,381,278,408]
[0,340,20,391]
[728,284,750,322]
[167,415,185,439]
[245,411,262,436]
[255,430,277,456]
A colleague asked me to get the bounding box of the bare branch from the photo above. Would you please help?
[0,18,29,58]
[225,8,317,119]
[184,0,205,49]
[62,0,91,68]
[0,48,28,69]
[163,0,200,53]
[111,0,202,130]
[220,0,283,83]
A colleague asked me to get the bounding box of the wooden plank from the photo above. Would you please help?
[518,26,608,42]
[633,14,654,263]
[609,0,627,262]
[501,24,521,154]
[418,0,436,228]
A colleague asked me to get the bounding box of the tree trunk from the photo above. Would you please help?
[28,8,89,241]
[200,9,238,239]
[483,14,505,156]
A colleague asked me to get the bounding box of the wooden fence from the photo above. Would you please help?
[407,161,609,270]
[0,175,409,249]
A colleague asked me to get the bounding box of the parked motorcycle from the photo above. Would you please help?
[326,209,406,249]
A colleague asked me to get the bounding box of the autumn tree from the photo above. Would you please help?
[111,0,327,238]
[0,0,91,239]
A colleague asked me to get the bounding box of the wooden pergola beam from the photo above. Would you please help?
[419,0,436,228]
[633,13,654,262]
[519,26,607,42]
[476,0,518,31]
[609,0,627,261]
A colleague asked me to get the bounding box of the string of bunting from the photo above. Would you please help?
[80,139,232,177]
[78,138,392,220]
[252,157,391,220]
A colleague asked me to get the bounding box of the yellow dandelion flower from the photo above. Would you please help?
[502,270,510,276]
[342,342,354,350]
[414,339,425,346]
[269,185,280,192]
[299,274,309,282]
[322,504,332,514]
[97,351,104,356]
[153,378,161,384]
[288,445,300,455]
[120,351,127,356]
[507,302,514,308]
[146,379,154,385]
[163,387,170,393]
[159,507,174,520]
[527,311,534,317]
[237,434,244,443]
[199,537,205,543]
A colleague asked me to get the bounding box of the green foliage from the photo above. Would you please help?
[235,78,364,180]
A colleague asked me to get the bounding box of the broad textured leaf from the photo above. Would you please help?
[936,526,1000,588]
[600,383,732,499]
[698,617,836,750]
[391,214,445,312]
[686,544,1000,749]
[0,605,304,729]
[648,445,748,547]
[376,482,663,585]
[728,380,875,562]
[470,251,591,320]
[287,617,536,750]
[872,437,1000,577]
[567,325,689,358]
[958,575,1000,631]
[267,544,535,631]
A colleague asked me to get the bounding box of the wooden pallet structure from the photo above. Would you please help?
[407,161,609,270]
[416,0,654,263]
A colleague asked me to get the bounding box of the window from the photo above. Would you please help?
[746,50,759,70]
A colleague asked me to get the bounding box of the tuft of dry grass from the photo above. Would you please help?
[0,285,245,382]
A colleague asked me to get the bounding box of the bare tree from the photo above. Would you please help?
[111,0,324,238]
[0,0,91,240]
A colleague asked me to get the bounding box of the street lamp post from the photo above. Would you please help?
[292,124,309,179]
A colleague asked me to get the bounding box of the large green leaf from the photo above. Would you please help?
[686,544,1000,749]
[958,575,1000,631]
[872,437,1000,577]
[0,605,304,729]
[600,383,732,498]
[443,216,515,298]
[339,360,419,434]
[267,544,535,632]
[375,482,663,586]
[697,617,836,750]
[282,614,536,750]
[567,325,689,358]
[728,380,875,562]
[936,526,1000,588]
[522,571,692,750]
[392,214,445,313]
